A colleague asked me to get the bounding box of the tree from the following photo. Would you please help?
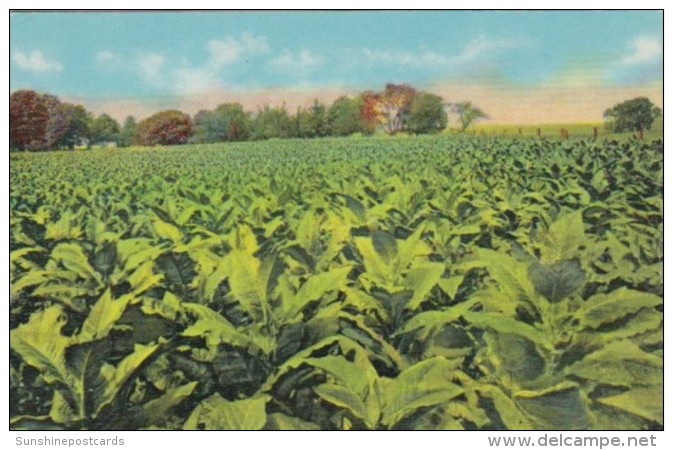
[604,97,662,133]
[118,116,137,147]
[328,96,364,136]
[134,110,193,146]
[10,90,49,151]
[192,103,251,143]
[407,92,448,134]
[452,102,488,132]
[57,104,92,149]
[42,99,92,150]
[251,106,295,140]
[90,114,120,146]
[306,99,329,138]
[359,83,417,135]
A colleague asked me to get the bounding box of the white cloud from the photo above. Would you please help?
[240,32,270,54]
[137,53,166,85]
[362,36,524,68]
[95,50,120,64]
[207,38,243,66]
[273,49,322,70]
[207,32,269,67]
[172,67,221,94]
[362,48,448,66]
[451,36,522,65]
[13,50,62,72]
[620,36,662,65]
[131,33,264,94]
[134,32,269,94]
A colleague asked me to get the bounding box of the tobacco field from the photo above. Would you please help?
[9,136,663,430]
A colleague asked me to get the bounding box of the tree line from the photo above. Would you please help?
[10,84,489,151]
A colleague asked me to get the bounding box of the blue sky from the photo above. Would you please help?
[10,11,663,122]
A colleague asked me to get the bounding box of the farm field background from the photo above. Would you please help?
[10,135,663,430]
[464,117,663,140]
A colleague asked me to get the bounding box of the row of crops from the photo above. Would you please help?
[10,136,663,430]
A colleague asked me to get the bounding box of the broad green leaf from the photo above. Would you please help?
[396,300,476,340]
[515,383,590,430]
[538,211,585,262]
[152,217,182,244]
[137,381,198,427]
[228,224,258,254]
[477,385,532,429]
[403,262,444,310]
[78,289,132,342]
[265,413,321,430]
[10,306,71,386]
[314,383,369,424]
[472,249,538,312]
[597,387,662,425]
[437,275,464,300]
[51,243,101,283]
[183,394,269,430]
[528,259,585,303]
[579,288,661,329]
[380,357,463,427]
[354,236,392,286]
[397,225,432,271]
[285,266,352,317]
[567,340,662,387]
[182,303,250,348]
[372,230,398,264]
[99,343,160,413]
[224,250,266,314]
[154,251,197,292]
[483,332,546,387]
[305,355,374,399]
[127,260,163,296]
[463,312,548,348]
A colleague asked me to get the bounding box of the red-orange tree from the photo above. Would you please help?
[360,84,418,135]
[10,90,50,151]
[134,110,194,146]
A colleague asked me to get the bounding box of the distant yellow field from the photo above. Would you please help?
[446,117,663,140]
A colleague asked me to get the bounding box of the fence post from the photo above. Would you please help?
[537,128,541,137]
[638,129,643,140]
[593,127,598,138]
[518,128,522,135]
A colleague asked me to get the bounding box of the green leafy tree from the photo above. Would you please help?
[306,99,329,138]
[90,114,120,147]
[46,102,93,150]
[328,96,364,136]
[604,97,662,133]
[118,116,137,147]
[407,92,448,134]
[251,106,295,140]
[134,110,193,146]
[452,102,488,132]
[192,103,251,143]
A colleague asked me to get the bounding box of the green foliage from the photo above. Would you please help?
[604,97,662,133]
[328,96,364,136]
[117,116,137,147]
[407,92,448,134]
[10,135,662,430]
[90,114,120,147]
[191,103,251,144]
[251,105,295,140]
[452,101,488,132]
